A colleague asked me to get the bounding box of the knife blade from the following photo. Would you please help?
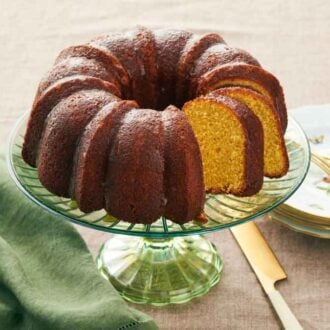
[230,221,303,330]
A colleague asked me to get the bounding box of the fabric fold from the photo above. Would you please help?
[0,151,158,330]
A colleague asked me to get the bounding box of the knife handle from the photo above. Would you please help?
[268,290,303,330]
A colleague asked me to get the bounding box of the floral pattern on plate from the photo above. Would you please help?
[285,104,330,220]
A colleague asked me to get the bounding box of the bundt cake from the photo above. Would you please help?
[22,26,288,224]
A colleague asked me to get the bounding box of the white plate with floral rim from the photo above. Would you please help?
[282,104,330,222]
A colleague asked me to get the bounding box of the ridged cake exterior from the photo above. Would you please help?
[22,27,288,224]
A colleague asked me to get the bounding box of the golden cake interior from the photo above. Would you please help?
[184,99,246,193]
[215,88,288,177]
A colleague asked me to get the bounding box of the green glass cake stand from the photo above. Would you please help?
[8,114,310,306]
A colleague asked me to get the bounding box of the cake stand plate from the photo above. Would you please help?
[8,114,310,306]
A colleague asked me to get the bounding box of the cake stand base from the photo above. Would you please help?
[97,234,222,306]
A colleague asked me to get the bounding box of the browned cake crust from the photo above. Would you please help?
[193,44,261,78]
[196,94,264,196]
[133,27,158,109]
[154,28,192,110]
[196,63,287,132]
[36,57,118,98]
[22,76,120,166]
[37,90,119,197]
[162,105,205,223]
[91,27,157,108]
[22,27,288,224]
[176,33,224,107]
[189,44,260,98]
[72,100,138,212]
[105,109,165,223]
[55,44,130,96]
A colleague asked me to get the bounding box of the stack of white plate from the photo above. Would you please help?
[270,104,330,238]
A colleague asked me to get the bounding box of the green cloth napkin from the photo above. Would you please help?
[0,151,158,330]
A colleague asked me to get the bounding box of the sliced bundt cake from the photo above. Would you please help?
[22,26,289,224]
[183,94,264,196]
[210,87,289,178]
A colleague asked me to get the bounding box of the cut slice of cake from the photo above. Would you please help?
[195,63,287,133]
[183,94,264,196]
[210,87,289,178]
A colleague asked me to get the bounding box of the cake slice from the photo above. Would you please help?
[183,94,264,196]
[211,87,289,178]
[72,100,138,212]
[161,105,205,223]
[195,63,287,132]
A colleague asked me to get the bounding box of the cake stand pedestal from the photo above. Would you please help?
[8,114,310,306]
[97,235,221,305]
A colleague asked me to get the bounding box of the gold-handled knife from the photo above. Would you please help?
[230,221,303,330]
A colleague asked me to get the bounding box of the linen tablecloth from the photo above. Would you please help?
[1,1,329,328]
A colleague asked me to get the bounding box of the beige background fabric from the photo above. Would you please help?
[1,1,330,329]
